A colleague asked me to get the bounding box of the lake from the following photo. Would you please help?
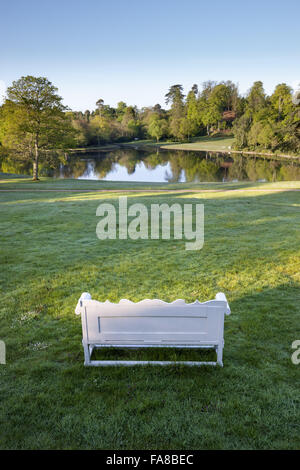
[2,147,300,182]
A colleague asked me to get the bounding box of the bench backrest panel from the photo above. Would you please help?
[80,299,227,346]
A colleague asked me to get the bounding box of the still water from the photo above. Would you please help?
[2,147,300,182]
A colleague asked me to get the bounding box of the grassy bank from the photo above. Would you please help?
[124,136,300,159]
[123,135,234,152]
[0,175,299,449]
[2,174,300,191]
[160,135,235,152]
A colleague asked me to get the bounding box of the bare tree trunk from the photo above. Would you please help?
[33,137,39,180]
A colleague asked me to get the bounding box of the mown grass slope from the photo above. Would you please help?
[0,176,299,449]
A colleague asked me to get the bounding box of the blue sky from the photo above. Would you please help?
[1,0,299,111]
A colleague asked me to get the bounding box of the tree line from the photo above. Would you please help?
[0,76,299,179]
[69,81,299,154]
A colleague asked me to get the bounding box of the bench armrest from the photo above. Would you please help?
[215,292,231,315]
[75,292,92,315]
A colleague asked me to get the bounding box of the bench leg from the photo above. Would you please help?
[82,343,224,367]
[82,341,91,366]
[216,343,223,367]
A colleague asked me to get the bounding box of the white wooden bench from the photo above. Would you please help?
[75,292,230,367]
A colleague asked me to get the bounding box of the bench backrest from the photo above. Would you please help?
[75,294,230,347]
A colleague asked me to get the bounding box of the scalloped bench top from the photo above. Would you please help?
[75,292,231,315]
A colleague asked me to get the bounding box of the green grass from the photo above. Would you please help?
[159,135,235,152]
[0,174,300,449]
[1,173,300,191]
[124,135,235,152]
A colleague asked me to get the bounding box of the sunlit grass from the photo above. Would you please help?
[160,135,235,152]
[1,172,300,191]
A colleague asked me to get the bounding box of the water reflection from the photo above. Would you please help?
[1,147,300,183]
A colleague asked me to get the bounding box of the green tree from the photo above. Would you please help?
[148,114,168,142]
[1,76,75,180]
[270,84,293,120]
[84,109,90,122]
[116,101,127,120]
[165,84,185,140]
[232,114,251,148]
[246,81,267,117]
[90,114,112,144]
[68,112,90,147]
[186,85,201,137]
[198,81,218,135]
[280,105,300,153]
[96,99,104,117]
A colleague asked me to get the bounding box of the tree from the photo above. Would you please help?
[246,81,267,117]
[179,117,194,141]
[116,101,127,120]
[68,112,90,146]
[153,103,163,115]
[191,83,199,96]
[232,114,251,148]
[165,85,185,140]
[281,105,300,153]
[186,86,201,137]
[201,83,239,132]
[198,81,218,135]
[96,99,104,117]
[270,84,293,120]
[90,114,112,144]
[1,76,75,180]
[84,109,90,122]
[165,84,184,106]
[148,114,168,142]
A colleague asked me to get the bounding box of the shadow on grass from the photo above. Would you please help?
[77,283,299,372]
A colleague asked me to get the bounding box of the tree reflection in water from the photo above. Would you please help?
[1,147,300,182]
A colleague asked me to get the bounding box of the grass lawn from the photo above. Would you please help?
[124,136,235,153]
[159,135,235,152]
[0,175,300,449]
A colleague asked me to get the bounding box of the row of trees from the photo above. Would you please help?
[233,81,300,154]
[69,80,242,145]
[67,80,300,154]
[0,76,299,179]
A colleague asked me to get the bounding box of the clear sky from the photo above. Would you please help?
[1,0,299,111]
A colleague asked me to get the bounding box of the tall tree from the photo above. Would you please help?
[116,101,127,120]
[165,84,185,107]
[186,85,201,138]
[1,76,75,180]
[270,83,293,120]
[198,81,216,135]
[96,98,104,117]
[165,85,185,140]
[148,114,168,142]
[246,81,267,117]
